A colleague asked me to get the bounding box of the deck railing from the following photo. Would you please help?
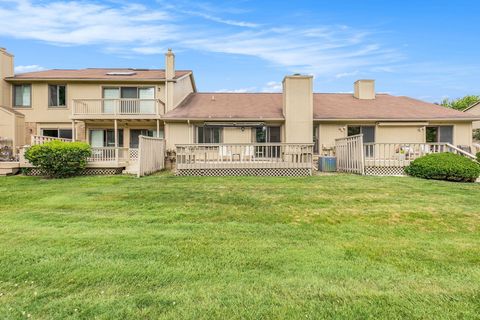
[31,135,72,145]
[362,142,477,167]
[72,99,162,116]
[176,143,314,169]
[88,147,129,163]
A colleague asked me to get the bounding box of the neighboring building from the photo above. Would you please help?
[0,47,478,176]
[463,101,480,130]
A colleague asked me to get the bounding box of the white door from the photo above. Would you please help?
[103,88,119,114]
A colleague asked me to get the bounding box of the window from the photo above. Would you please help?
[348,125,375,157]
[89,129,124,147]
[347,126,375,143]
[13,84,31,107]
[255,126,281,143]
[102,87,155,113]
[48,85,66,107]
[41,129,72,139]
[426,126,453,144]
[197,127,222,143]
[129,129,164,148]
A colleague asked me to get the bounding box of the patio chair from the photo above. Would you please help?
[241,145,254,161]
[219,145,232,161]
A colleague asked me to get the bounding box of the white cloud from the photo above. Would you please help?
[261,81,282,92]
[14,65,46,73]
[215,87,256,93]
[335,70,359,79]
[0,0,402,78]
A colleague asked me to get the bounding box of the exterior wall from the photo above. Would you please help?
[223,127,252,143]
[173,75,194,108]
[165,122,193,150]
[14,115,25,148]
[0,49,14,107]
[464,103,480,130]
[375,125,424,143]
[283,75,313,143]
[317,121,473,153]
[0,109,14,141]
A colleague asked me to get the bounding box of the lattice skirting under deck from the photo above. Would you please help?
[176,168,312,176]
[23,168,124,176]
[364,166,406,176]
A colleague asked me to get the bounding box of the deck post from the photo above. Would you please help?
[156,119,160,138]
[71,120,76,142]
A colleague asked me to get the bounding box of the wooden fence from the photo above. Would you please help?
[335,134,364,175]
[137,136,165,177]
[31,135,72,145]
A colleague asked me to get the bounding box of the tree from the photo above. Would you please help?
[440,95,480,111]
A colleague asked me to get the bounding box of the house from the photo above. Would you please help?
[463,101,480,130]
[0,47,478,176]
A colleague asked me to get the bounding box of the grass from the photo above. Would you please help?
[0,173,479,319]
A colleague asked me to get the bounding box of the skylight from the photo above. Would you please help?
[105,72,137,76]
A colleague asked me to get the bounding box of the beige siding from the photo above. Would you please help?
[223,127,252,143]
[14,115,25,147]
[165,122,193,150]
[283,76,313,143]
[464,104,480,129]
[173,75,194,108]
[0,108,14,140]
[375,125,424,143]
[318,123,346,150]
[0,50,13,107]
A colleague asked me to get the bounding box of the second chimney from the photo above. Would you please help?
[354,79,375,99]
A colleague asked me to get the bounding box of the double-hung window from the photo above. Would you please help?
[13,84,31,107]
[48,85,66,107]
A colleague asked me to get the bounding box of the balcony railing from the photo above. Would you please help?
[72,99,162,116]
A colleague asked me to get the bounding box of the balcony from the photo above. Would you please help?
[72,99,163,120]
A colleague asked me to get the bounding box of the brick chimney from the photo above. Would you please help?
[0,48,14,107]
[354,79,375,100]
[282,74,313,143]
[164,49,175,112]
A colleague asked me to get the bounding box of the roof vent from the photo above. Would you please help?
[106,71,137,76]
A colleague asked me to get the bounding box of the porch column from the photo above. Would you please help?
[71,120,76,142]
[156,119,160,138]
[114,119,118,162]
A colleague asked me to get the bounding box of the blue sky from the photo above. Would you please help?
[0,0,479,102]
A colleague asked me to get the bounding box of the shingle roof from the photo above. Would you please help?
[165,93,284,120]
[7,69,191,81]
[164,92,479,121]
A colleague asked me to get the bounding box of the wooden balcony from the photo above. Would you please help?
[71,99,163,120]
[175,143,314,176]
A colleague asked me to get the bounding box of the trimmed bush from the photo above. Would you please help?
[25,141,91,178]
[405,152,480,182]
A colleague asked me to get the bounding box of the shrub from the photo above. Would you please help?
[25,141,91,178]
[405,152,480,182]
[477,152,480,163]
[473,129,480,141]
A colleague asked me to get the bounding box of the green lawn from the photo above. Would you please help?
[0,173,479,319]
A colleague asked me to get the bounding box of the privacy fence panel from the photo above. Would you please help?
[137,136,165,177]
[335,134,365,175]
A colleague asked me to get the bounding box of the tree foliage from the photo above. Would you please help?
[440,95,480,111]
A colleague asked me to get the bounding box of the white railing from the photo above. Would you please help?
[88,147,129,163]
[176,143,313,169]
[73,99,162,116]
[31,135,72,145]
[335,134,364,174]
[362,143,479,167]
[138,136,165,177]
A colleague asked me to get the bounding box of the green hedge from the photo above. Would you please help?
[405,152,480,182]
[25,141,91,178]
